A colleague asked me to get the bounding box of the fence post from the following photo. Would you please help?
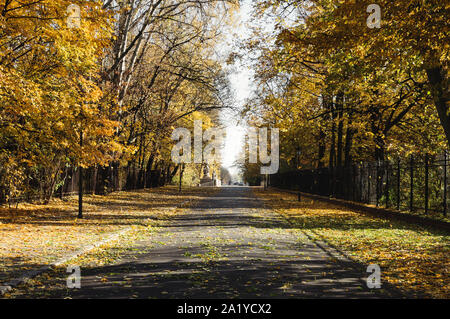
[376,161,379,207]
[444,151,447,217]
[358,163,364,203]
[385,161,389,208]
[345,166,349,200]
[425,154,429,214]
[397,158,401,210]
[328,167,332,197]
[410,155,414,212]
[332,167,336,197]
[367,163,371,204]
[352,164,356,201]
[78,131,83,219]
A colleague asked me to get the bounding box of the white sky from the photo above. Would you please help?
[219,0,254,179]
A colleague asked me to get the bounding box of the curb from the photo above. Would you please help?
[0,199,191,296]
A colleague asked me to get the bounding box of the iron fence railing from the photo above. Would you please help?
[270,153,449,217]
[1,165,175,206]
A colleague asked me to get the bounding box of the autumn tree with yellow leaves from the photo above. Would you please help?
[0,0,237,204]
[242,0,448,175]
[0,0,118,203]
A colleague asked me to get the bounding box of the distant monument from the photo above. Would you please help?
[199,165,214,187]
[212,170,221,187]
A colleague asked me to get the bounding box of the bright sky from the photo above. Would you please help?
[217,2,291,180]
[219,0,254,179]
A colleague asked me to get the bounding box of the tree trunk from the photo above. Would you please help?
[179,164,184,192]
[170,164,180,181]
[336,92,344,168]
[328,98,336,169]
[92,165,98,195]
[374,134,385,162]
[145,154,155,188]
[318,128,326,168]
[344,122,355,167]
[426,65,450,148]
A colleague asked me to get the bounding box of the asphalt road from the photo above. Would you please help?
[18,187,404,298]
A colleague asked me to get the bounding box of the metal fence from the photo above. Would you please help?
[1,165,175,206]
[270,153,449,217]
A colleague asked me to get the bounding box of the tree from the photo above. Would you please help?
[0,0,118,203]
[240,0,447,178]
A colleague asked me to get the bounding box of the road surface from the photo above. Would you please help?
[19,187,403,298]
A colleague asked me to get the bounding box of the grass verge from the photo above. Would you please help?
[253,188,449,298]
